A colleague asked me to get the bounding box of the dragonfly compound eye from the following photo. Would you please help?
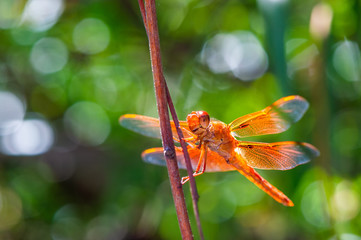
[197,111,210,129]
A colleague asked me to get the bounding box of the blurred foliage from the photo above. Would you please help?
[0,0,361,239]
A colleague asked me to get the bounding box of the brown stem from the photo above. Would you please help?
[138,0,147,30]
[143,0,193,239]
[139,1,204,238]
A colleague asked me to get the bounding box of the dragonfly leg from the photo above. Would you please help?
[181,143,208,184]
[173,136,195,142]
[173,136,198,148]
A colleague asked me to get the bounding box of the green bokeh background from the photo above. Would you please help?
[0,0,361,239]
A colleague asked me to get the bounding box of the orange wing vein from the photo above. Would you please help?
[236,141,320,170]
[229,95,309,138]
[119,114,196,142]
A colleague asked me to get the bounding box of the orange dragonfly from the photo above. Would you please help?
[119,95,319,207]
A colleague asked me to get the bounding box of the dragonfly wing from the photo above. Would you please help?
[229,95,309,138]
[119,114,195,141]
[142,146,235,172]
[236,141,320,170]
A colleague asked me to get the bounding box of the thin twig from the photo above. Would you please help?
[138,1,204,239]
[138,0,146,27]
[143,0,193,239]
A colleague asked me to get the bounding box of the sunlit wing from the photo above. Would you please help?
[229,95,309,138]
[119,114,196,142]
[236,141,320,170]
[142,146,235,172]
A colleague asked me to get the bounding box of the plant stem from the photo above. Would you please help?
[142,0,193,239]
[138,1,204,238]
[165,84,205,240]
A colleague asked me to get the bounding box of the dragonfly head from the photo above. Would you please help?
[186,111,210,135]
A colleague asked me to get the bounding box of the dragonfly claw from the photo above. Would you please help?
[181,176,190,184]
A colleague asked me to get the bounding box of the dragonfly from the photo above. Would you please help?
[119,95,320,207]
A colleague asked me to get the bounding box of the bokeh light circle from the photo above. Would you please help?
[52,205,82,240]
[301,181,330,228]
[20,0,64,32]
[64,102,111,146]
[0,118,54,156]
[0,0,21,29]
[201,31,268,81]
[331,181,360,222]
[30,37,68,74]
[73,18,110,55]
[0,91,25,135]
[333,40,361,82]
[0,187,22,231]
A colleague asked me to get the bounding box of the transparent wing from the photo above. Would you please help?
[236,141,320,170]
[119,114,196,141]
[142,146,235,172]
[229,95,309,138]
